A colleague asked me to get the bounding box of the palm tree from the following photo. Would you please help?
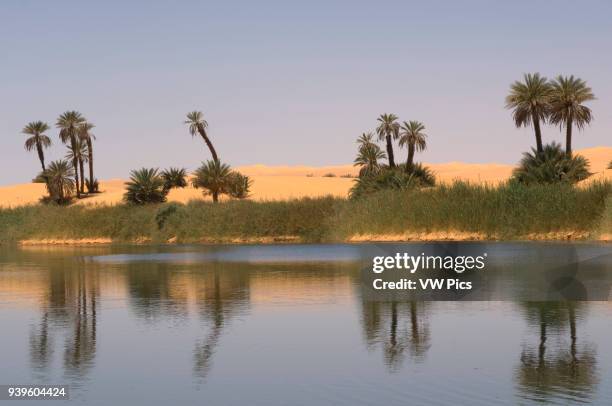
[160,167,188,190]
[505,73,552,154]
[399,121,427,170]
[354,133,386,177]
[192,160,232,202]
[376,113,400,167]
[124,168,168,204]
[549,75,595,156]
[57,111,86,198]
[185,111,219,162]
[22,121,52,172]
[45,160,75,204]
[65,139,88,194]
[79,122,97,192]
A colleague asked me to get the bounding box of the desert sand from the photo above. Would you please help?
[0,146,609,208]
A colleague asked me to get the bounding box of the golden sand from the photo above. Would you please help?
[0,146,609,208]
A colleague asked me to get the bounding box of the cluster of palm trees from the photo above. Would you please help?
[22,111,97,202]
[183,111,251,202]
[505,73,595,157]
[350,114,434,198]
[355,114,428,175]
[124,111,251,204]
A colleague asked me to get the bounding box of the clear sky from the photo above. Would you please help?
[1,0,611,185]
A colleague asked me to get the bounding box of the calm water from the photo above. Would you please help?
[0,243,611,405]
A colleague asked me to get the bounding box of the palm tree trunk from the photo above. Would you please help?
[566,116,573,156]
[212,191,219,203]
[36,141,46,172]
[386,135,395,167]
[406,143,415,171]
[87,138,94,191]
[70,136,81,198]
[532,114,544,154]
[197,124,219,162]
[79,158,85,193]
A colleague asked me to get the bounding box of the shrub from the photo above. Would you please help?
[192,160,252,202]
[155,203,181,230]
[226,172,252,199]
[399,162,436,187]
[512,142,591,185]
[124,168,168,204]
[32,171,47,183]
[86,178,100,193]
[350,168,418,199]
[161,167,188,190]
[350,164,435,199]
[43,160,75,205]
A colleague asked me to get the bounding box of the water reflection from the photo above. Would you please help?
[27,260,99,382]
[516,302,598,403]
[1,245,610,405]
[359,300,431,371]
[192,265,250,379]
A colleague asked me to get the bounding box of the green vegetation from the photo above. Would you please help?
[185,111,219,162]
[43,160,75,205]
[192,160,252,202]
[549,75,595,156]
[22,111,99,200]
[124,168,168,204]
[512,143,591,185]
[1,181,609,244]
[376,113,400,167]
[22,121,52,173]
[505,73,595,184]
[161,167,188,190]
[399,121,427,169]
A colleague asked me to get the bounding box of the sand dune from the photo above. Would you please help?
[0,146,609,208]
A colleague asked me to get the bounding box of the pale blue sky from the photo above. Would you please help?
[1,0,611,185]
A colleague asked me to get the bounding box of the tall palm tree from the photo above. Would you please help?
[65,139,88,194]
[79,122,96,192]
[399,121,427,170]
[376,113,400,167]
[185,111,219,162]
[57,111,86,198]
[22,121,52,172]
[549,75,595,156]
[505,73,552,154]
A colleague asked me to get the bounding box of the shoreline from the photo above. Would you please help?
[13,232,610,246]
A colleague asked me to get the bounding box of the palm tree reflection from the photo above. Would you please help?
[193,265,250,380]
[516,302,598,403]
[361,300,430,371]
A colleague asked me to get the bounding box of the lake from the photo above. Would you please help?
[0,243,611,405]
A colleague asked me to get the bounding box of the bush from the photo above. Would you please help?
[155,203,181,230]
[124,168,168,204]
[86,178,100,193]
[43,160,75,205]
[399,163,436,187]
[512,143,591,185]
[350,164,435,199]
[350,168,418,199]
[192,160,252,202]
[226,172,252,199]
[32,171,47,183]
[161,167,188,190]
